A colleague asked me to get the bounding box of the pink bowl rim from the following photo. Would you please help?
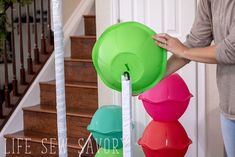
[138,94,193,104]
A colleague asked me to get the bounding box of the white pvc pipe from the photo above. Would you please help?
[51,0,68,156]
[122,73,133,157]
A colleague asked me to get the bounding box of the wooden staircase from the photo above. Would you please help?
[4,15,98,157]
[0,0,54,130]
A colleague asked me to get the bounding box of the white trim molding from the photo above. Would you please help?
[197,63,207,157]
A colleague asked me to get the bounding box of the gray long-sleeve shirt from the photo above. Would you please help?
[184,0,235,119]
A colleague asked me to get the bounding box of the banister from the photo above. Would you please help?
[0,0,54,131]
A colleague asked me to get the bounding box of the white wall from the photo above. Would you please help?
[62,0,82,25]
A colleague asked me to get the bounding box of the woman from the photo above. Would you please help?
[153,0,235,156]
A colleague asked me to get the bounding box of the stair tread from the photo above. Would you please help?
[83,15,95,18]
[23,105,95,118]
[70,35,96,39]
[4,130,83,149]
[64,57,93,62]
[40,80,97,88]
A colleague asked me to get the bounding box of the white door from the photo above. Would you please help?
[96,0,204,157]
[118,0,198,157]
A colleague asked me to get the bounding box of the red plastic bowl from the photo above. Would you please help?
[139,73,192,121]
[138,120,192,157]
[141,146,189,157]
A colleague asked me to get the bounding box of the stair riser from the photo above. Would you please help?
[64,61,97,83]
[24,111,91,138]
[70,37,96,59]
[6,138,80,157]
[84,17,96,36]
[81,136,99,157]
[40,84,98,111]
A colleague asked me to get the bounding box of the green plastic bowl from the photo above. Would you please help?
[92,131,123,149]
[92,21,167,94]
[95,148,123,157]
[87,105,122,149]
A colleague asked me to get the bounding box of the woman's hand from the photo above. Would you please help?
[152,33,189,58]
[153,33,217,64]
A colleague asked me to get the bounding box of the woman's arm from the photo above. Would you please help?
[164,55,190,77]
[182,45,217,64]
[152,0,214,77]
[153,34,217,64]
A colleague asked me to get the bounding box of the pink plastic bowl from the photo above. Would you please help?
[139,73,192,121]
[141,99,191,121]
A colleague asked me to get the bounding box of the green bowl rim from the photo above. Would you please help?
[92,21,167,94]
[87,105,122,134]
[88,124,123,134]
[96,147,123,157]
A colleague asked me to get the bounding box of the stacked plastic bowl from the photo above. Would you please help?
[138,74,193,157]
[92,21,167,95]
[87,105,123,157]
[90,21,192,156]
[91,21,167,157]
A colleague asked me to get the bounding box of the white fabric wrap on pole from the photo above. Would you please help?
[122,75,133,157]
[52,0,68,156]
